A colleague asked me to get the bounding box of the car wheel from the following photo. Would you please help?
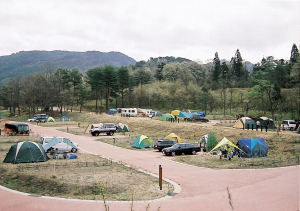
[109,131,114,136]
[95,132,99,136]
[171,151,176,156]
[71,148,77,153]
[192,150,196,155]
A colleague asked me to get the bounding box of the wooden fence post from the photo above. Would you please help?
[159,165,162,190]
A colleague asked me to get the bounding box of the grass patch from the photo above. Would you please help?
[0,136,173,200]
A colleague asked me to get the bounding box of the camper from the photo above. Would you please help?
[138,108,153,117]
[121,108,138,117]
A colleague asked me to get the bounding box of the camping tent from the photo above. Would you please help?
[47,117,55,122]
[193,111,206,117]
[178,112,193,119]
[116,123,129,132]
[107,108,117,115]
[43,137,79,152]
[237,138,269,158]
[60,115,70,121]
[233,117,256,129]
[171,110,180,116]
[132,135,153,149]
[160,113,175,121]
[259,117,275,128]
[3,141,48,164]
[165,133,183,143]
[210,137,241,152]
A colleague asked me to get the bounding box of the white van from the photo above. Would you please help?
[41,137,79,153]
[281,120,297,131]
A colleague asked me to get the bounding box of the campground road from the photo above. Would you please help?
[0,125,299,211]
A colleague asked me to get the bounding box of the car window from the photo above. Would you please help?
[289,121,296,124]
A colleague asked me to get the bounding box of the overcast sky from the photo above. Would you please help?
[0,0,299,63]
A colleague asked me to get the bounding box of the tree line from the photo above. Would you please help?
[0,44,299,119]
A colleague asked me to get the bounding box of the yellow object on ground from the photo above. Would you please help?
[164,133,183,143]
[171,110,180,116]
[47,117,55,122]
[210,137,241,152]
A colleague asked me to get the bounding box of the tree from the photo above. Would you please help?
[155,63,165,81]
[103,66,118,111]
[117,67,129,107]
[290,43,299,65]
[212,52,221,85]
[230,49,245,87]
[221,62,229,116]
[86,67,105,111]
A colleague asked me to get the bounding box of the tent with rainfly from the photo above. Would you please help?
[171,110,180,116]
[132,135,153,149]
[210,137,241,152]
[233,117,256,129]
[164,133,183,143]
[107,108,117,115]
[258,117,275,128]
[160,113,175,121]
[237,138,269,158]
[178,112,193,119]
[47,117,55,122]
[4,141,49,164]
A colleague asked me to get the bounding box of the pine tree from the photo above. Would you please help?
[212,52,221,84]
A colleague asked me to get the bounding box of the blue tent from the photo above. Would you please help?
[192,111,206,117]
[107,108,117,115]
[60,115,70,121]
[178,112,193,118]
[237,138,268,158]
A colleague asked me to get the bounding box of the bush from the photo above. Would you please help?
[206,133,218,152]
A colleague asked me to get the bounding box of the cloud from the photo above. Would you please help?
[0,0,299,62]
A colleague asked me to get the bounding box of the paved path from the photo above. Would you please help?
[1,125,299,211]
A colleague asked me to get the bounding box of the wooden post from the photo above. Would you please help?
[159,165,162,190]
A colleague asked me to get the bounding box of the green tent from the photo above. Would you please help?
[47,117,55,122]
[160,113,175,121]
[123,124,129,132]
[4,141,49,164]
[132,135,153,149]
[210,137,241,152]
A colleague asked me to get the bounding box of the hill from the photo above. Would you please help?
[0,50,136,84]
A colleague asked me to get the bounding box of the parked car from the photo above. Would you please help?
[162,143,200,156]
[281,120,297,131]
[90,123,117,136]
[4,122,29,136]
[154,140,177,151]
[40,137,79,153]
[192,114,209,122]
[27,114,48,123]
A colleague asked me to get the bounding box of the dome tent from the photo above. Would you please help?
[160,113,175,121]
[47,117,55,122]
[132,135,153,149]
[60,115,70,121]
[237,138,269,158]
[4,141,48,164]
[165,133,183,143]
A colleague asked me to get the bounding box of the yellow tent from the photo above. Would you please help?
[47,117,55,122]
[164,133,183,143]
[171,110,180,116]
[210,137,241,152]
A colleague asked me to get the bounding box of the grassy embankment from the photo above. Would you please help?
[0,135,173,200]
[63,111,300,168]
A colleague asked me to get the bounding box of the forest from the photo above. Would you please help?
[0,44,299,120]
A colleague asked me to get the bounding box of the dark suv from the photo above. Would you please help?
[162,143,200,156]
[154,140,177,151]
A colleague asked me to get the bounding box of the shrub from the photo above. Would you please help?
[206,133,218,152]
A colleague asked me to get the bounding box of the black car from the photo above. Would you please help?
[192,114,209,122]
[162,143,200,156]
[154,140,177,151]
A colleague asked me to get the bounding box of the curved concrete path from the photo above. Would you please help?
[1,124,299,211]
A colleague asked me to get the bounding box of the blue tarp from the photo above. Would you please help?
[178,112,193,118]
[237,138,268,158]
[192,111,206,117]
